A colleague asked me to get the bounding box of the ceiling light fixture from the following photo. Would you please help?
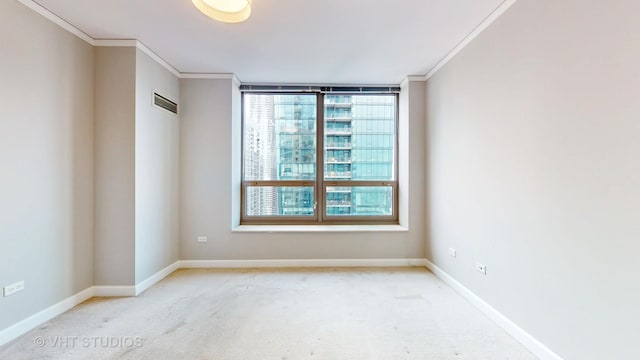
[192,0,252,23]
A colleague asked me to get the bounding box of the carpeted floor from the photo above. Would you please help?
[0,268,536,359]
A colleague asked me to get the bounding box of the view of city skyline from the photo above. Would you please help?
[243,93,396,218]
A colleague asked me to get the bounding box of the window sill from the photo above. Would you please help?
[232,224,408,233]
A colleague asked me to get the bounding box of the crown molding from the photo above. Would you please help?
[93,39,138,47]
[400,75,428,88]
[135,41,182,78]
[231,74,242,87]
[180,73,243,86]
[19,0,518,86]
[16,0,95,45]
[17,1,185,80]
[425,0,518,80]
[93,39,181,78]
[180,73,236,79]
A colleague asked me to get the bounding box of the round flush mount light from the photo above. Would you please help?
[192,0,252,23]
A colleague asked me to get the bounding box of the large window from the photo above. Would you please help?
[242,89,398,224]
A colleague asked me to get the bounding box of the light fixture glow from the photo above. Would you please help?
[192,0,252,23]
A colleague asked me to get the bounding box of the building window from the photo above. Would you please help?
[241,89,398,224]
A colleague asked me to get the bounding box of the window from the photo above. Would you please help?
[241,88,398,224]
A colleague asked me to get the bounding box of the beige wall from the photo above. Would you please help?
[94,47,137,286]
[94,47,181,286]
[180,79,426,260]
[17,0,640,356]
[401,80,428,255]
[0,0,94,330]
[426,0,640,358]
[134,49,180,283]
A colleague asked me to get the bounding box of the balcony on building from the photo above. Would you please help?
[325,171,352,179]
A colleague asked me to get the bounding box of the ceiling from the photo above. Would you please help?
[33,0,506,84]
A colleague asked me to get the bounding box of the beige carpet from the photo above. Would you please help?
[0,268,536,359]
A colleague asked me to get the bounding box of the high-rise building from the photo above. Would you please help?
[243,93,395,217]
[243,94,278,216]
[274,95,316,215]
[325,95,395,216]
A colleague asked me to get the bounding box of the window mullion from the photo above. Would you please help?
[316,92,325,223]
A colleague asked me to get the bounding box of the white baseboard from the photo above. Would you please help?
[2,257,561,360]
[135,261,180,296]
[92,286,136,297]
[1,258,560,358]
[179,258,428,268]
[0,286,94,346]
[424,259,563,360]
[0,261,181,346]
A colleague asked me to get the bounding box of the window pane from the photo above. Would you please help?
[326,186,393,216]
[244,94,317,181]
[246,186,315,216]
[324,95,395,181]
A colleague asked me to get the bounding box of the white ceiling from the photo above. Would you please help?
[33,0,505,84]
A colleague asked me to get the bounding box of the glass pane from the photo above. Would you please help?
[244,94,317,181]
[324,95,395,181]
[325,186,393,216]
[246,186,315,216]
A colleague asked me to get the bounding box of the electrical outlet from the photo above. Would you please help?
[475,262,487,275]
[197,236,208,243]
[3,281,25,297]
[448,248,456,257]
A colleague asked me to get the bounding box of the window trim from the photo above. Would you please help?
[240,91,399,225]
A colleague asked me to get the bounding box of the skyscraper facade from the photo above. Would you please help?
[325,95,395,216]
[243,93,395,218]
